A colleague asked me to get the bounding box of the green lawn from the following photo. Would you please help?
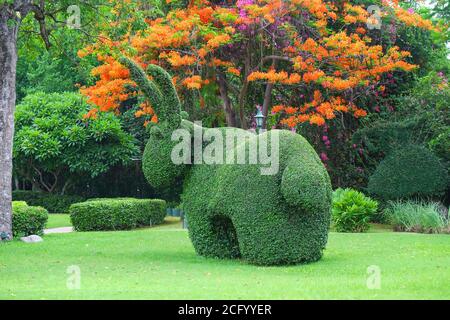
[44,215,181,230]
[1,222,449,300]
[46,214,72,229]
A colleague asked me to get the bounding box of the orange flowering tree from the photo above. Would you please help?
[79,0,438,129]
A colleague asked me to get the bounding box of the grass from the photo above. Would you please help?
[45,215,182,230]
[1,220,449,300]
[46,214,72,229]
[384,200,449,233]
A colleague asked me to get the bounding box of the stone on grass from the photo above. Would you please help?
[20,235,43,243]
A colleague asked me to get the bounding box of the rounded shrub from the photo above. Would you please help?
[332,188,378,233]
[368,145,448,201]
[12,201,28,209]
[122,57,332,266]
[12,202,48,237]
[12,190,85,213]
[69,199,166,231]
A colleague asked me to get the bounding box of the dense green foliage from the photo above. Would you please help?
[70,199,166,231]
[368,145,448,201]
[332,188,378,233]
[429,128,450,163]
[12,190,84,213]
[183,130,332,265]
[122,58,332,265]
[13,92,138,193]
[11,201,28,209]
[352,117,429,164]
[12,201,48,237]
[384,200,449,233]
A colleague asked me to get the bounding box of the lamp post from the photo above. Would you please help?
[254,108,265,134]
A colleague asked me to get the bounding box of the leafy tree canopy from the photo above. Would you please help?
[13,91,138,193]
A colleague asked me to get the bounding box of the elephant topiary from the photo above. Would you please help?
[120,57,332,265]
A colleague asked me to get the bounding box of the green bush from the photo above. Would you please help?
[429,128,450,163]
[368,145,448,201]
[12,202,48,237]
[69,199,166,231]
[12,201,28,209]
[12,190,85,213]
[385,200,449,233]
[121,58,333,266]
[86,197,135,202]
[14,92,138,193]
[332,188,378,233]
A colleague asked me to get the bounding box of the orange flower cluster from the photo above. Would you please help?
[80,56,134,113]
[276,90,369,127]
[227,67,241,76]
[343,3,369,24]
[135,102,154,118]
[78,0,436,127]
[292,32,417,92]
[290,0,336,31]
[182,76,209,90]
[237,0,288,25]
[159,51,196,67]
[206,34,232,50]
[247,69,302,85]
[390,2,437,31]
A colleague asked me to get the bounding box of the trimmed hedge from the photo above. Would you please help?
[368,145,448,201]
[12,201,48,237]
[12,190,85,213]
[86,197,135,202]
[69,199,166,231]
[123,57,332,266]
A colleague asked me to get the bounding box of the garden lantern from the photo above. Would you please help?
[254,108,265,134]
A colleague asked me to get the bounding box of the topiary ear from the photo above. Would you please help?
[146,64,182,129]
[281,156,332,213]
[119,57,163,121]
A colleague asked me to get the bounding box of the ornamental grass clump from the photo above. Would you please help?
[384,200,449,234]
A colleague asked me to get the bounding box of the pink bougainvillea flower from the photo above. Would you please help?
[320,152,329,162]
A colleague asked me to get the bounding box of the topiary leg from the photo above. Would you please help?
[234,209,328,265]
[187,213,241,259]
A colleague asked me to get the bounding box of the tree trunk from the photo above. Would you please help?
[0,4,23,241]
[261,82,274,130]
[260,60,278,130]
[236,45,252,130]
[217,72,236,127]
